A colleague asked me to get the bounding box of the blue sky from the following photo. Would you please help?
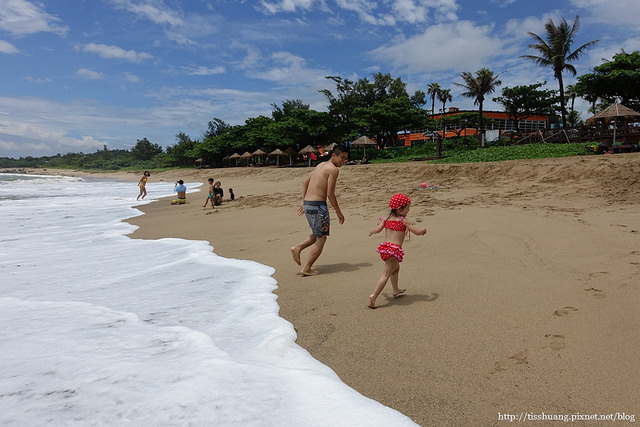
[1,0,639,158]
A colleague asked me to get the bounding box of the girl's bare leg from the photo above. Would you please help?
[369,258,399,308]
[390,268,405,297]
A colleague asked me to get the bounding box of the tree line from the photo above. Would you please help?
[3,16,638,170]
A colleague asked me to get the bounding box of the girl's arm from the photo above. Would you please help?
[404,218,427,236]
[368,218,385,237]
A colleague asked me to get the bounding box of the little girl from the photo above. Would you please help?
[368,193,426,309]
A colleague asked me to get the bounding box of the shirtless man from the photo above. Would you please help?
[291,144,349,276]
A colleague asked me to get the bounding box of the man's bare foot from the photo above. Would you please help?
[393,289,407,298]
[300,269,320,277]
[290,247,301,266]
[368,295,376,309]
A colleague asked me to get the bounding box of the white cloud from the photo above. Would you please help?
[76,43,153,63]
[258,0,317,14]
[571,0,640,27]
[183,65,226,76]
[0,39,19,54]
[250,51,327,86]
[0,0,68,37]
[24,76,52,83]
[372,20,505,74]
[77,68,104,79]
[108,0,184,26]
[125,73,140,83]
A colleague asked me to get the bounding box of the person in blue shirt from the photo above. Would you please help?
[171,180,187,205]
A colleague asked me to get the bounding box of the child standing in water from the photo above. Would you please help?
[136,171,150,200]
[368,193,426,309]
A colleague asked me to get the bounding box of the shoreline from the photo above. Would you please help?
[18,156,640,424]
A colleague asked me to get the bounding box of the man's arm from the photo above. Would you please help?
[297,174,312,216]
[326,168,344,224]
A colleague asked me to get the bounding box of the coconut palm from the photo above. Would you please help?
[566,83,578,116]
[438,88,452,114]
[455,68,502,147]
[522,16,598,128]
[427,82,441,115]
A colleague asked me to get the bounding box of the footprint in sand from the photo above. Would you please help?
[584,287,607,298]
[545,334,566,351]
[553,306,578,316]
[491,349,529,374]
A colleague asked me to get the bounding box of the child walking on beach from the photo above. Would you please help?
[368,193,426,309]
[202,178,215,209]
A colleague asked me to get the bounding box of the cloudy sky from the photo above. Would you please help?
[1,0,638,158]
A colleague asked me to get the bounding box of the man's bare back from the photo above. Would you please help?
[304,161,338,202]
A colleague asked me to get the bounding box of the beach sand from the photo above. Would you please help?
[28,155,640,425]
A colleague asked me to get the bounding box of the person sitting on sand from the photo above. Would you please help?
[213,181,224,205]
[367,193,426,309]
[290,144,349,276]
[171,180,187,205]
[203,178,215,209]
[228,188,235,201]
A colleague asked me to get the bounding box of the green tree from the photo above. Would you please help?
[131,137,163,161]
[427,82,441,115]
[321,72,425,147]
[522,16,598,127]
[492,82,558,131]
[437,88,452,114]
[455,68,502,147]
[575,50,640,111]
[165,132,197,167]
[203,117,231,140]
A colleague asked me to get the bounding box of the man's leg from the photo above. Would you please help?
[301,236,326,276]
[291,234,316,266]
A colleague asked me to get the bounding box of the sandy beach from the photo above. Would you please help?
[25,155,640,425]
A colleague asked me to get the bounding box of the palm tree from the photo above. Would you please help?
[455,68,502,147]
[566,83,578,116]
[427,82,441,115]
[438,88,453,114]
[522,16,598,128]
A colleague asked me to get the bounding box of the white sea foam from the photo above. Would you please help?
[0,174,416,426]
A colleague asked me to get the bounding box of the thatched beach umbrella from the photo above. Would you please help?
[586,103,640,144]
[252,148,267,163]
[350,135,377,158]
[240,151,252,166]
[585,103,640,126]
[323,142,337,154]
[269,148,285,166]
[229,152,241,166]
[299,145,319,167]
[195,158,204,168]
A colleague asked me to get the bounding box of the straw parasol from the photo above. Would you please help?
[299,145,319,166]
[269,148,285,166]
[323,142,337,153]
[240,151,252,166]
[350,135,377,157]
[229,152,241,166]
[585,103,640,144]
[585,102,640,126]
[252,148,266,163]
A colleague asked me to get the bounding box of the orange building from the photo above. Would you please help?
[397,108,549,146]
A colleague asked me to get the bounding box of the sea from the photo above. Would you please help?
[0,173,417,426]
